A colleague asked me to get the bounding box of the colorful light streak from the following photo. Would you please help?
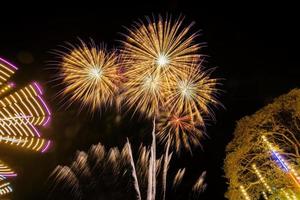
[262,135,300,188]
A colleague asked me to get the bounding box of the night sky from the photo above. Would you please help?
[0,2,299,199]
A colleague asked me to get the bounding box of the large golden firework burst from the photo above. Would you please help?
[57,40,121,111]
[120,15,202,118]
[120,15,221,152]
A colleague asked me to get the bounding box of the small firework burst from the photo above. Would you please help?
[157,112,204,153]
[55,40,121,111]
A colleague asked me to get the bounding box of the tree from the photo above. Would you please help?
[224,89,300,199]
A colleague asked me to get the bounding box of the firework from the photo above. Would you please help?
[172,168,186,188]
[49,140,206,200]
[157,112,204,152]
[165,65,220,125]
[120,15,201,81]
[120,15,202,118]
[192,171,207,195]
[55,40,121,111]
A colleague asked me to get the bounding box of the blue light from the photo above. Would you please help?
[271,150,289,172]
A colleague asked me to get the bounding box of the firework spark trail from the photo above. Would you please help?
[192,171,207,194]
[162,138,172,200]
[173,168,186,189]
[151,117,156,200]
[126,139,142,200]
[49,140,207,200]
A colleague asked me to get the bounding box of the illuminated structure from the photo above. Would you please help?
[0,161,15,197]
[0,160,16,177]
[0,56,52,196]
[262,135,300,188]
[0,175,13,196]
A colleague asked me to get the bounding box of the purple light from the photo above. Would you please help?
[8,82,16,88]
[1,173,17,178]
[43,116,51,126]
[41,140,51,153]
[27,119,41,137]
[37,95,51,116]
[33,82,43,95]
[0,57,18,70]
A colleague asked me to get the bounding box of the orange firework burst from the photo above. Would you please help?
[156,112,204,153]
[120,15,202,117]
[56,40,121,111]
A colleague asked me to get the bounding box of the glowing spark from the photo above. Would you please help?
[156,54,169,67]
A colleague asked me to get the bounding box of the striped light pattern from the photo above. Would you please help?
[261,135,300,188]
[0,57,52,196]
[0,160,16,177]
[0,176,13,196]
[0,57,51,152]
[0,57,18,86]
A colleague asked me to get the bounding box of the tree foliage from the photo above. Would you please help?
[224,89,300,199]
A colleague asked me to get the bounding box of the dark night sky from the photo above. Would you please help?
[0,1,299,199]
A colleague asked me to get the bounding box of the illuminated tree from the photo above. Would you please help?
[224,89,300,199]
